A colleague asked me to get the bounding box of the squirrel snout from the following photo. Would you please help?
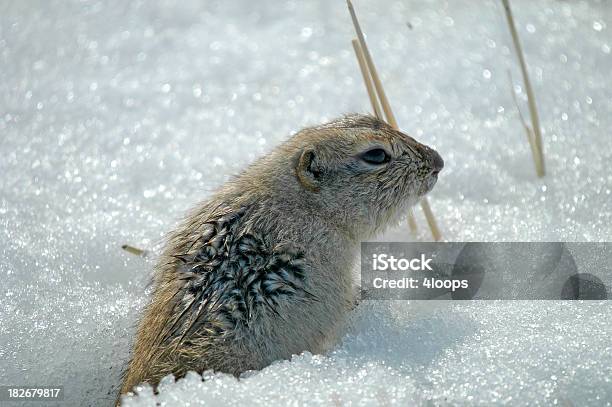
[419,145,444,175]
[430,149,444,175]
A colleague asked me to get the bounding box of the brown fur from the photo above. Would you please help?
[118,114,443,403]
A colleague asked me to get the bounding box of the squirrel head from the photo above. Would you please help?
[236,114,443,239]
[289,114,443,237]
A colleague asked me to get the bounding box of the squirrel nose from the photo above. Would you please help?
[402,132,444,174]
[430,150,444,175]
[420,146,443,175]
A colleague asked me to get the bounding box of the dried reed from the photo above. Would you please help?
[502,0,545,177]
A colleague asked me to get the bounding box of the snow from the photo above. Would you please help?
[1,0,611,406]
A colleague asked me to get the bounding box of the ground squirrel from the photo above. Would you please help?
[119,114,443,400]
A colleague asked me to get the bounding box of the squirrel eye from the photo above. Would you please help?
[361,148,390,165]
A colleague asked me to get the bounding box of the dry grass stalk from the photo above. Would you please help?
[507,71,544,176]
[348,1,441,241]
[502,0,545,177]
[351,39,383,120]
[347,0,398,129]
[419,197,441,242]
[121,244,149,257]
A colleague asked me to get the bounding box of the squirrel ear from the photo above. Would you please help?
[296,147,322,192]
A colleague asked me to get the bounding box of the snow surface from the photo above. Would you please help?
[1,0,611,405]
